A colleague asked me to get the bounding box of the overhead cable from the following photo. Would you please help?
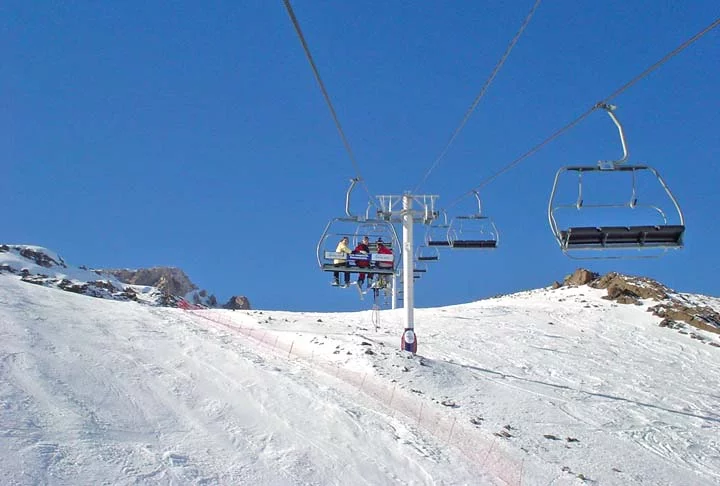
[413,0,543,193]
[447,15,720,210]
[281,0,374,201]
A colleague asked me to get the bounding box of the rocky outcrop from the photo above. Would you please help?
[191,289,218,308]
[650,302,720,335]
[1,245,248,310]
[553,268,720,337]
[104,266,225,308]
[590,272,670,302]
[105,267,197,297]
[223,295,251,310]
[19,248,66,268]
[21,274,133,301]
[563,269,599,287]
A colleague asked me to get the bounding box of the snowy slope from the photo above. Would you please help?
[1,273,719,485]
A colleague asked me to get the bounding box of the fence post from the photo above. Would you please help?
[447,417,457,444]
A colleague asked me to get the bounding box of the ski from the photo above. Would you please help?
[355,282,365,300]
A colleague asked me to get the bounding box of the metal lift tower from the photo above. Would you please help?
[376,193,439,353]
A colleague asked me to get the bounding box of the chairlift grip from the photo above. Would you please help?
[576,171,583,209]
[629,169,638,208]
[471,190,483,216]
[345,178,360,218]
[596,103,629,168]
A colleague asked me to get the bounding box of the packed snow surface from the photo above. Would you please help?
[1,274,719,485]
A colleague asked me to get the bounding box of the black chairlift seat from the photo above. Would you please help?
[426,240,451,247]
[416,245,440,261]
[320,264,395,275]
[560,224,685,249]
[451,239,498,249]
[320,250,396,275]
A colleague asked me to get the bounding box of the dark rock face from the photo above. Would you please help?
[22,275,129,300]
[191,289,217,307]
[223,295,251,310]
[19,248,66,268]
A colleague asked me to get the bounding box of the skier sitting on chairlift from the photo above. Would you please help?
[376,238,392,268]
[353,236,372,289]
[371,238,393,297]
[333,236,352,287]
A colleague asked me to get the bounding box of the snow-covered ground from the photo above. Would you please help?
[1,272,719,485]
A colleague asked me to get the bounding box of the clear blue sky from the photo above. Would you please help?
[4,1,719,312]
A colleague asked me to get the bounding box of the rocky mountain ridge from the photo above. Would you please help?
[554,268,720,342]
[102,267,220,308]
[2,245,718,329]
[0,245,250,310]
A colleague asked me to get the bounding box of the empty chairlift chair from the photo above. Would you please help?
[547,104,685,258]
[416,245,440,262]
[447,191,499,249]
[425,210,452,248]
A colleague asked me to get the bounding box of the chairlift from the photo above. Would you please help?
[548,104,685,258]
[416,244,440,262]
[413,260,428,275]
[447,191,499,249]
[426,210,452,248]
[317,179,402,279]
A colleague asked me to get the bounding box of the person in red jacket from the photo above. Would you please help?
[372,238,393,298]
[376,239,393,267]
[353,236,372,289]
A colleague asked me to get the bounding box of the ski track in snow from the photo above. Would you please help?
[303,287,720,485]
[404,288,720,485]
[0,275,490,485]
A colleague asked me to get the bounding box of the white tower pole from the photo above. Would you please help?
[401,193,417,352]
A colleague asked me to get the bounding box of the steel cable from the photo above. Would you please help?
[413,0,543,193]
[446,16,720,210]
[282,0,375,203]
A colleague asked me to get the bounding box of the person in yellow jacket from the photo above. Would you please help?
[333,236,352,287]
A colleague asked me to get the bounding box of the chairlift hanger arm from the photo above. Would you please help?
[596,103,629,168]
[345,178,360,218]
[472,190,483,216]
